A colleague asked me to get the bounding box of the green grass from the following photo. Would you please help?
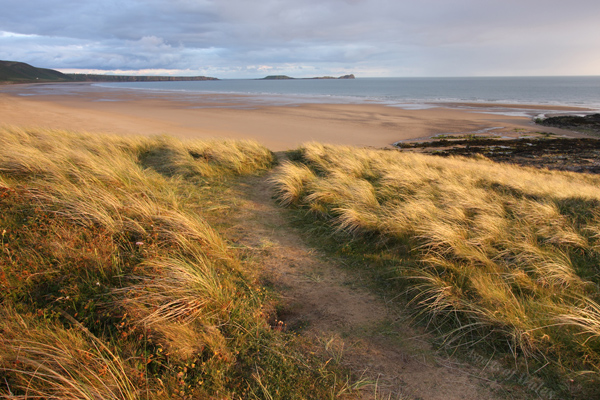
[271,142,600,399]
[0,128,353,399]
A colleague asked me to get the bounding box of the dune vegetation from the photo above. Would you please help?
[0,128,352,399]
[4,128,600,399]
[271,142,600,397]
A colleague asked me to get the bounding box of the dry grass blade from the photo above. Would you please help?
[0,307,137,400]
[115,255,229,326]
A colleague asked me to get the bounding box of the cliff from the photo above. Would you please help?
[67,74,218,82]
[0,60,218,84]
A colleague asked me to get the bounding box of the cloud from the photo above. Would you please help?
[0,0,599,77]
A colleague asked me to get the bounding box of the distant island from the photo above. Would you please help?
[0,60,218,84]
[261,74,355,80]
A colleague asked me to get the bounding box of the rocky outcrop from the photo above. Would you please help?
[536,114,600,135]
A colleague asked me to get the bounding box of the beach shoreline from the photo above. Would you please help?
[0,83,594,151]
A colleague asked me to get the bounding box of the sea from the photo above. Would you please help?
[93,76,600,114]
[6,76,600,117]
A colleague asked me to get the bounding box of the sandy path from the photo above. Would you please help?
[220,162,514,400]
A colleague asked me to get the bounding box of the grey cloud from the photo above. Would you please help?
[1,0,599,77]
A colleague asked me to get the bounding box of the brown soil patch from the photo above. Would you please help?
[217,157,521,400]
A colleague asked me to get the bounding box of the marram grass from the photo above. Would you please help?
[0,128,348,399]
[272,142,600,394]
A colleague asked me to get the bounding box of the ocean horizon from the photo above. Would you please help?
[92,76,600,113]
[4,76,600,118]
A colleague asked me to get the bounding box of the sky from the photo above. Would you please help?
[1,0,599,78]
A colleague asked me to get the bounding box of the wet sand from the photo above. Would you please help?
[0,83,591,150]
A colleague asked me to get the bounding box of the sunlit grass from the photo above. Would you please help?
[271,142,600,395]
[0,306,138,400]
[0,128,348,399]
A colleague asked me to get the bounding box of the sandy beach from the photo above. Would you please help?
[0,83,591,150]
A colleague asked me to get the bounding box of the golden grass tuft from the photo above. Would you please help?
[269,161,316,207]
[0,307,138,400]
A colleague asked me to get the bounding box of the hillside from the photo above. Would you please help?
[0,60,70,83]
[0,60,218,83]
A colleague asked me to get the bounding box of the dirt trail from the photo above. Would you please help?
[223,162,513,400]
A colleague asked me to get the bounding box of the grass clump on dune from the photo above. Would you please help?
[271,142,600,397]
[0,128,347,399]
